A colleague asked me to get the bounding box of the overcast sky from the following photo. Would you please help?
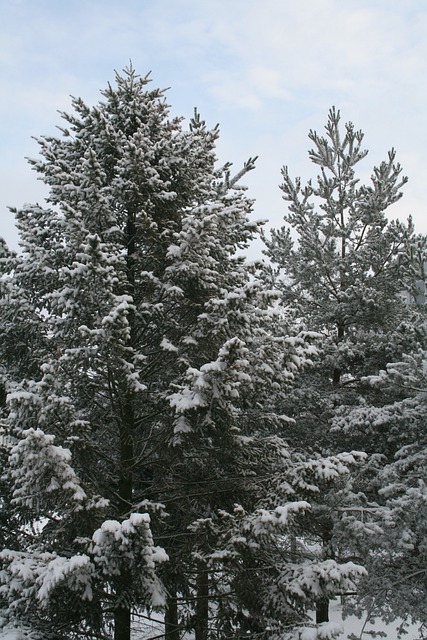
[1,0,427,254]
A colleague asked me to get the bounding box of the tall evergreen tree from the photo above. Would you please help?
[0,71,365,640]
[264,107,427,624]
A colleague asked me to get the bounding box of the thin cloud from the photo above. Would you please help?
[1,0,427,251]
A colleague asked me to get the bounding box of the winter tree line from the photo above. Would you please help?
[0,67,426,640]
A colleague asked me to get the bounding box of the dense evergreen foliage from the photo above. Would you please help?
[264,107,427,633]
[0,73,426,640]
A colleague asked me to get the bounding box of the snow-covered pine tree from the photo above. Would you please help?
[0,237,47,584]
[0,238,47,403]
[264,107,427,456]
[264,107,427,624]
[331,347,427,636]
[0,70,365,640]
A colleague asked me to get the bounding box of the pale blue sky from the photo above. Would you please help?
[1,0,427,253]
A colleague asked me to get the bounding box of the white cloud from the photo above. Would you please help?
[1,0,427,247]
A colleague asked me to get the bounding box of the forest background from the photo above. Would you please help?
[1,2,427,640]
[0,61,426,640]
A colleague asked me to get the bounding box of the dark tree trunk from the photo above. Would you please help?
[114,212,137,640]
[332,366,341,385]
[194,566,209,640]
[316,598,330,623]
[118,394,134,517]
[114,606,131,640]
[165,589,180,640]
[316,520,334,626]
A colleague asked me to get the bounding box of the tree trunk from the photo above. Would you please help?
[118,394,134,517]
[194,565,209,640]
[316,598,329,623]
[114,606,131,640]
[114,211,137,640]
[316,519,333,626]
[165,589,180,640]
